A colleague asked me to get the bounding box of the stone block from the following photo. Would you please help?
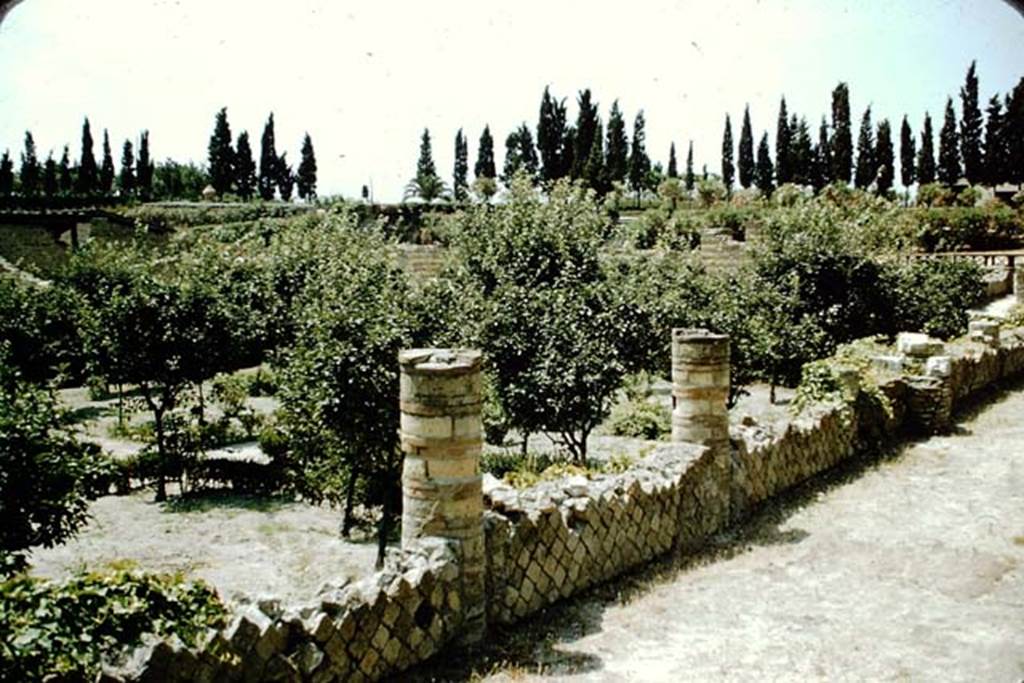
[926,356,952,378]
[896,332,944,358]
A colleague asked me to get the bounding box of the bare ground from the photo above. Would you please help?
[405,380,1024,683]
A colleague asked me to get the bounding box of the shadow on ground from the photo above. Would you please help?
[396,374,1024,682]
[159,492,294,514]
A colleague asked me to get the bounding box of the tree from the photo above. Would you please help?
[583,120,607,194]
[19,131,39,198]
[58,146,72,196]
[0,350,110,573]
[667,142,678,178]
[118,140,136,196]
[899,115,916,188]
[234,131,256,200]
[43,154,57,198]
[685,141,695,191]
[276,153,295,202]
[258,113,278,200]
[854,106,875,189]
[207,107,234,195]
[628,111,651,204]
[790,117,813,185]
[152,160,208,201]
[875,118,895,195]
[406,128,448,202]
[721,114,735,193]
[738,105,755,188]
[571,89,600,179]
[99,130,115,196]
[296,133,317,201]
[453,128,469,201]
[959,60,983,183]
[474,125,496,179]
[982,95,1006,186]
[813,117,832,191]
[831,82,853,184]
[76,118,97,196]
[605,100,629,185]
[917,113,936,184]
[1006,78,1024,185]
[755,132,775,196]
[0,151,14,197]
[938,98,961,186]
[537,87,570,183]
[137,131,153,200]
[502,123,538,186]
[775,97,792,184]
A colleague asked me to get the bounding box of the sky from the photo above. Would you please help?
[1,0,1023,201]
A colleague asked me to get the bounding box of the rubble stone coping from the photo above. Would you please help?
[896,332,944,358]
[399,348,482,376]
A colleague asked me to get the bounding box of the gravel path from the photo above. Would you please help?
[480,384,1024,682]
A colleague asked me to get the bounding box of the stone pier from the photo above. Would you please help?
[398,348,486,644]
[1015,263,1024,305]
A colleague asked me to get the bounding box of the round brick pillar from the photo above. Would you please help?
[671,329,730,454]
[1015,264,1024,305]
[398,348,485,643]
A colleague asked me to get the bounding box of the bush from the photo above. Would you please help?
[916,182,953,207]
[604,398,670,440]
[0,279,89,384]
[0,570,225,681]
[910,206,1023,252]
[884,258,984,339]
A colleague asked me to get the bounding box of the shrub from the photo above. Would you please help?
[696,177,727,207]
[604,398,670,440]
[884,258,984,339]
[916,182,953,207]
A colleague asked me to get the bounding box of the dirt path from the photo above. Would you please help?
[473,385,1024,682]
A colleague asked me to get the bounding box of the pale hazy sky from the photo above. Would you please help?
[1,0,1022,201]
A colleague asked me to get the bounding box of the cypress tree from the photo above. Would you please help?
[0,151,13,197]
[775,97,791,184]
[959,60,983,183]
[738,105,755,188]
[816,116,832,188]
[43,153,57,198]
[854,106,875,189]
[234,131,257,200]
[875,119,895,195]
[1006,78,1024,185]
[721,114,735,192]
[474,125,496,179]
[416,129,437,179]
[605,100,629,184]
[561,126,576,179]
[258,114,278,200]
[118,140,136,196]
[297,133,317,200]
[502,128,524,185]
[899,116,916,188]
[137,131,152,200]
[917,113,936,184]
[685,141,695,191]
[830,82,853,183]
[100,130,115,195]
[755,132,775,196]
[76,119,97,196]
[502,124,539,185]
[982,95,1006,186]
[571,89,599,179]
[937,98,961,186]
[453,129,469,200]
[58,146,72,196]
[628,111,651,203]
[19,131,40,197]
[583,120,607,194]
[208,107,235,195]
[277,153,295,201]
[537,87,570,182]
[667,142,678,178]
[790,116,813,185]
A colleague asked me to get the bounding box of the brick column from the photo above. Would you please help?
[1015,260,1024,305]
[398,348,485,644]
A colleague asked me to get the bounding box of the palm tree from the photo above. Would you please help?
[403,173,450,203]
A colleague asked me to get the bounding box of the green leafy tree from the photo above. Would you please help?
[937,97,961,186]
[474,125,496,179]
[75,118,98,196]
[854,106,875,189]
[276,153,295,201]
[99,130,115,196]
[118,140,135,196]
[959,60,983,183]
[537,87,570,182]
[502,123,539,186]
[775,97,792,184]
[42,153,57,198]
[605,100,629,184]
[628,110,651,204]
[453,128,469,200]
[19,131,39,198]
[0,151,13,197]
[899,115,916,188]
[137,131,153,200]
[58,146,72,196]
[917,112,936,184]
[571,89,599,179]
[406,128,448,201]
[721,114,735,193]
[152,160,208,201]
[666,142,678,178]
[738,105,755,188]
[207,107,234,195]
[982,95,1006,186]
[755,132,775,196]
[875,118,895,195]
[234,131,256,200]
[258,113,278,200]
[830,82,853,183]
[296,133,317,200]
[685,140,695,191]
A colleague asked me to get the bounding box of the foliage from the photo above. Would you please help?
[207,108,235,196]
[258,113,278,201]
[604,397,670,440]
[910,205,1024,252]
[453,129,469,201]
[474,125,496,179]
[854,106,875,189]
[627,111,651,202]
[937,98,961,186]
[720,114,735,192]
[297,133,318,200]
[234,131,257,201]
[884,258,983,338]
[696,177,727,207]
[152,159,208,201]
[915,182,951,207]
[917,113,937,184]
[0,570,225,681]
[959,61,984,183]
[76,118,98,196]
[0,279,89,384]
[119,140,136,196]
[738,106,755,188]
[830,82,852,183]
